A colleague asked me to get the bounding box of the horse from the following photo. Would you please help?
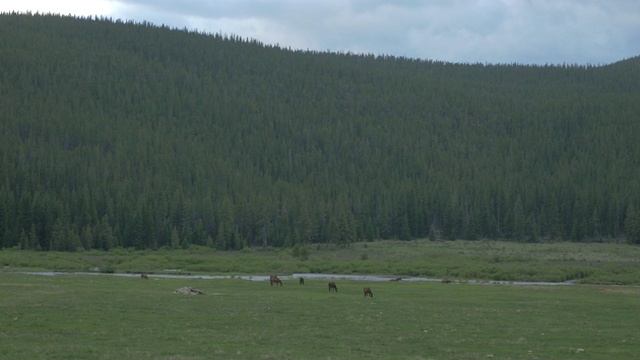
[140,273,149,279]
[363,287,374,297]
[270,275,283,287]
[299,277,305,285]
[328,281,338,292]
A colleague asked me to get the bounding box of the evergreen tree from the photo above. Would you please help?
[625,205,640,244]
[170,226,180,249]
[398,214,412,241]
[0,13,638,251]
[95,216,115,250]
[27,224,40,250]
[512,197,526,241]
[19,230,28,250]
[51,219,67,251]
[81,225,94,250]
[67,226,82,251]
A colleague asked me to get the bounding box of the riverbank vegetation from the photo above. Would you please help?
[2,240,639,284]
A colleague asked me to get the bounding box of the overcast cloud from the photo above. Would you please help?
[2,0,639,64]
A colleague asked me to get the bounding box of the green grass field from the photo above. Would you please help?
[2,240,640,284]
[1,273,639,359]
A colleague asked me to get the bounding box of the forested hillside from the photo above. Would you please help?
[1,13,639,251]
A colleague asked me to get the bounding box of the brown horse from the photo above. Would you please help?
[299,277,305,285]
[140,273,149,279]
[270,275,283,286]
[363,287,374,297]
[328,281,338,292]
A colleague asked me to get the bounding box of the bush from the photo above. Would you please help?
[291,245,310,261]
[100,265,116,273]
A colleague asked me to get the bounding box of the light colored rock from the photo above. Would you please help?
[174,287,204,295]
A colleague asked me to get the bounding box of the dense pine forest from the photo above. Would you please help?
[1,13,640,251]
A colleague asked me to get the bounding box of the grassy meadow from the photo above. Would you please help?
[2,240,640,284]
[1,272,639,359]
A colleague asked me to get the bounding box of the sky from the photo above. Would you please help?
[2,0,639,65]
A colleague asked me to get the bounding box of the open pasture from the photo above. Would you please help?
[1,273,639,359]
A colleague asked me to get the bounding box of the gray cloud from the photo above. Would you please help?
[106,0,640,64]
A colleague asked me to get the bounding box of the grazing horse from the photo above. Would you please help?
[363,287,374,297]
[140,273,149,279]
[328,281,338,293]
[270,275,283,287]
[299,277,305,285]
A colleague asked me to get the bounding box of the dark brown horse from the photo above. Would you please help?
[328,281,338,292]
[363,287,374,297]
[299,277,305,285]
[270,275,283,286]
[140,273,149,279]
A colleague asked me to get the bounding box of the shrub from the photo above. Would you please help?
[100,265,116,273]
[291,245,310,261]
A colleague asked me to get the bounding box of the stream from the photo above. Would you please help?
[15,271,577,286]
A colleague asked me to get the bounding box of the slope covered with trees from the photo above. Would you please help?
[1,13,639,251]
